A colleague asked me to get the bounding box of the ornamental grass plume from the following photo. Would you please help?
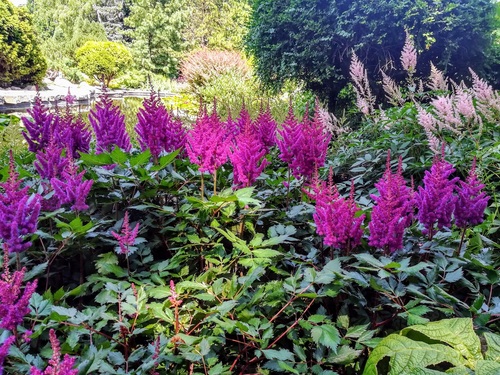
[454,159,489,229]
[0,335,15,375]
[0,153,41,253]
[253,102,277,151]
[50,158,93,212]
[30,329,78,375]
[0,247,38,330]
[229,121,269,188]
[111,211,139,255]
[369,152,414,254]
[415,152,459,238]
[89,88,132,153]
[22,91,59,153]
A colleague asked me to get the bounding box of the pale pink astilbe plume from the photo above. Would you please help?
[50,158,93,212]
[454,87,477,121]
[30,329,78,375]
[0,250,38,331]
[369,152,414,254]
[186,106,228,174]
[400,31,417,74]
[350,53,375,116]
[417,106,441,154]
[469,68,500,121]
[317,106,347,136]
[427,62,448,92]
[229,124,269,188]
[0,335,15,375]
[431,96,462,134]
[253,103,277,151]
[111,211,140,255]
[381,71,404,106]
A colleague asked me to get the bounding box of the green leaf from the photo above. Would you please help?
[262,349,294,361]
[484,332,500,362]
[328,345,362,364]
[251,249,282,258]
[130,150,152,167]
[362,334,465,375]
[475,360,500,375]
[79,152,113,166]
[110,147,128,164]
[150,150,180,171]
[445,268,464,283]
[311,324,340,352]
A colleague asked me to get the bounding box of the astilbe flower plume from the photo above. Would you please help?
[415,153,459,237]
[0,154,41,253]
[186,106,228,174]
[310,172,365,252]
[277,105,303,167]
[350,53,375,116]
[0,335,15,375]
[89,89,132,153]
[0,249,38,330]
[50,158,93,212]
[454,159,489,228]
[34,139,68,180]
[30,329,78,375]
[369,152,414,253]
[400,31,417,74]
[111,211,139,255]
[229,121,269,188]
[253,103,277,151]
[22,91,59,153]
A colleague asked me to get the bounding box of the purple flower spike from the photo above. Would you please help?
[0,335,15,375]
[277,104,302,166]
[22,92,59,153]
[415,153,459,237]
[369,151,414,253]
[89,89,132,153]
[253,103,277,151]
[111,211,139,255]
[230,125,269,188]
[34,139,68,180]
[50,159,93,212]
[30,329,78,375]
[455,159,489,228]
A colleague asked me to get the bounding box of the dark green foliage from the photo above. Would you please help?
[247,0,499,108]
[0,0,46,87]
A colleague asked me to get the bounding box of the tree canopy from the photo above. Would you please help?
[246,0,499,108]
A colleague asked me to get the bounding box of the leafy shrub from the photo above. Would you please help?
[0,0,46,87]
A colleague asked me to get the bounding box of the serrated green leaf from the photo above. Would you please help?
[475,360,500,375]
[79,152,113,166]
[311,324,340,352]
[445,268,463,283]
[130,150,152,167]
[262,349,294,361]
[252,249,282,258]
[328,345,362,364]
[484,332,500,362]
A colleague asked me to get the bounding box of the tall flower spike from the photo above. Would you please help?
[0,153,41,253]
[30,329,78,375]
[454,159,489,228]
[253,102,277,151]
[369,152,414,253]
[111,211,140,255]
[415,152,459,238]
[350,53,375,116]
[89,88,132,153]
[50,158,93,212]
[0,335,15,375]
[34,138,68,180]
[400,31,417,74]
[22,91,59,153]
[277,104,302,166]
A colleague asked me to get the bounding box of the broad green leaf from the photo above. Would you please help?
[130,150,152,167]
[311,324,340,352]
[277,361,300,374]
[484,332,500,362]
[262,349,294,361]
[355,253,385,268]
[252,249,282,258]
[328,345,362,364]
[362,334,465,375]
[150,149,180,171]
[79,152,113,166]
[110,147,128,164]
[475,360,500,375]
[401,318,482,366]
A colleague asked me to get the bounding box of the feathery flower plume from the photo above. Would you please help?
[50,158,93,212]
[369,152,414,253]
[381,71,404,106]
[89,89,132,153]
[22,91,58,153]
[454,159,489,228]
[431,96,462,133]
[427,62,448,92]
[0,249,38,330]
[416,106,441,154]
[168,280,182,307]
[277,104,302,167]
[0,335,15,375]
[400,31,417,74]
[111,211,140,255]
[30,329,78,375]
[415,152,459,238]
[469,68,500,121]
[454,87,476,121]
[34,139,68,180]
[253,103,277,151]
[0,153,41,253]
[350,53,375,116]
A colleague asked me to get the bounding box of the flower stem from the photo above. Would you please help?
[455,227,467,257]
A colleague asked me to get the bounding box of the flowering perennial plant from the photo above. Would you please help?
[0,335,15,375]
[454,159,489,228]
[253,103,277,151]
[89,89,132,153]
[186,107,228,174]
[0,155,41,253]
[277,106,302,169]
[51,159,93,212]
[111,211,140,255]
[350,53,375,116]
[400,31,417,74]
[369,153,414,253]
[415,154,459,237]
[22,92,59,153]
[34,140,68,180]
[0,250,37,330]
[30,329,78,375]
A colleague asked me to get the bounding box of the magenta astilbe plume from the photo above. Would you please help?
[229,124,269,188]
[253,103,277,151]
[186,106,228,174]
[111,211,139,255]
[0,251,37,331]
[369,152,414,253]
[22,92,58,153]
[455,159,489,228]
[0,154,41,253]
[223,110,238,142]
[30,329,78,375]
[277,105,302,166]
[0,335,15,375]
[50,159,93,212]
[34,139,68,180]
[313,177,365,252]
[89,89,132,153]
[236,103,251,136]
[415,154,459,237]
